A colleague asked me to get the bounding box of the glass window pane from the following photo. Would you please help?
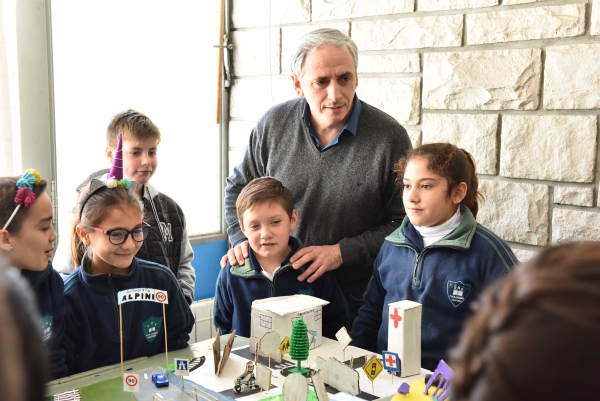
[51,1,220,240]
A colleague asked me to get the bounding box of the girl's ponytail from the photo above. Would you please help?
[70,217,86,268]
[460,149,480,218]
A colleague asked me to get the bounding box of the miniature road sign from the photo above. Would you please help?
[174,358,189,376]
[363,356,383,381]
[279,336,291,355]
[382,351,400,373]
[259,331,281,355]
[123,373,139,392]
[335,327,352,349]
[259,331,281,368]
[117,288,170,375]
[155,290,168,304]
[335,326,352,361]
[363,355,383,392]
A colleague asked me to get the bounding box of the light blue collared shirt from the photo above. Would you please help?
[302,95,363,151]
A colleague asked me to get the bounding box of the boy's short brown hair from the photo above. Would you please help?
[236,177,294,227]
[106,109,161,148]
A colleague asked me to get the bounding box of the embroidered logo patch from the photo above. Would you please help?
[298,288,315,297]
[142,315,163,343]
[447,281,471,308]
[41,313,53,344]
[158,222,173,242]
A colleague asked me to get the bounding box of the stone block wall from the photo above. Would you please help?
[227,0,600,262]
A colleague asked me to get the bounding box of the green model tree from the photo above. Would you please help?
[289,318,310,374]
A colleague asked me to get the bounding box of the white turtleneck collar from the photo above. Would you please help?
[413,206,463,247]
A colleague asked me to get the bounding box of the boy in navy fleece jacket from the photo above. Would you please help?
[214,177,349,339]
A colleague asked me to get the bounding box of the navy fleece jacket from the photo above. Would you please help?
[350,207,518,371]
[21,261,67,379]
[62,255,193,374]
[214,237,349,339]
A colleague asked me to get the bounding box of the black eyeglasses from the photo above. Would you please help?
[86,222,150,245]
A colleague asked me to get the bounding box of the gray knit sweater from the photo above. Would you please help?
[225,97,412,294]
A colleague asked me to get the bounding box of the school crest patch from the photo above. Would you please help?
[41,313,53,344]
[447,281,471,308]
[298,288,315,297]
[142,315,163,343]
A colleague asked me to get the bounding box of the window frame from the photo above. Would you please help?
[38,0,230,246]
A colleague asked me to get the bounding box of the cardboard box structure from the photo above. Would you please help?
[387,300,422,377]
[251,295,329,349]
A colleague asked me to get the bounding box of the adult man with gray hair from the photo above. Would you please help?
[223,28,411,326]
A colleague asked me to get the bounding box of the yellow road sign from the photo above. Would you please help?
[279,336,291,355]
[362,356,383,382]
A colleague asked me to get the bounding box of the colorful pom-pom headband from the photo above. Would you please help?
[2,169,42,230]
[78,133,136,220]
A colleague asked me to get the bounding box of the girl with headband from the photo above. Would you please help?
[0,169,67,379]
[62,134,194,374]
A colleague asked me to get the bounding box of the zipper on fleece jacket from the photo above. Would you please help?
[271,264,295,296]
[385,240,464,286]
[108,275,121,339]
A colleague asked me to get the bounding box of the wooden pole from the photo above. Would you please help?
[215,0,225,124]
[163,303,168,370]
[119,304,124,377]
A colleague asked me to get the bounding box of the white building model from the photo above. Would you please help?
[251,294,329,349]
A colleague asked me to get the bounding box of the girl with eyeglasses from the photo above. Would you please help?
[0,170,67,380]
[62,137,193,375]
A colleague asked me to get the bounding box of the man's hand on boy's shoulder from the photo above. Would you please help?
[291,244,343,283]
[220,241,250,268]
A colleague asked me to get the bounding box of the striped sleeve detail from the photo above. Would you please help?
[474,225,518,272]
[63,274,81,293]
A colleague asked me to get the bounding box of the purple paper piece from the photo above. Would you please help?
[398,382,410,395]
[424,360,454,401]
[108,133,124,181]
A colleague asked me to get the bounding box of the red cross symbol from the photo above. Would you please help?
[390,308,402,328]
[386,354,397,368]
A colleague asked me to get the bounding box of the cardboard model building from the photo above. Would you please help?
[387,300,422,378]
[251,295,329,349]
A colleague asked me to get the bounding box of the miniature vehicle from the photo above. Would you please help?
[233,361,256,393]
[152,373,170,388]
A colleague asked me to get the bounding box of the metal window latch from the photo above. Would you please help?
[214,33,232,88]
